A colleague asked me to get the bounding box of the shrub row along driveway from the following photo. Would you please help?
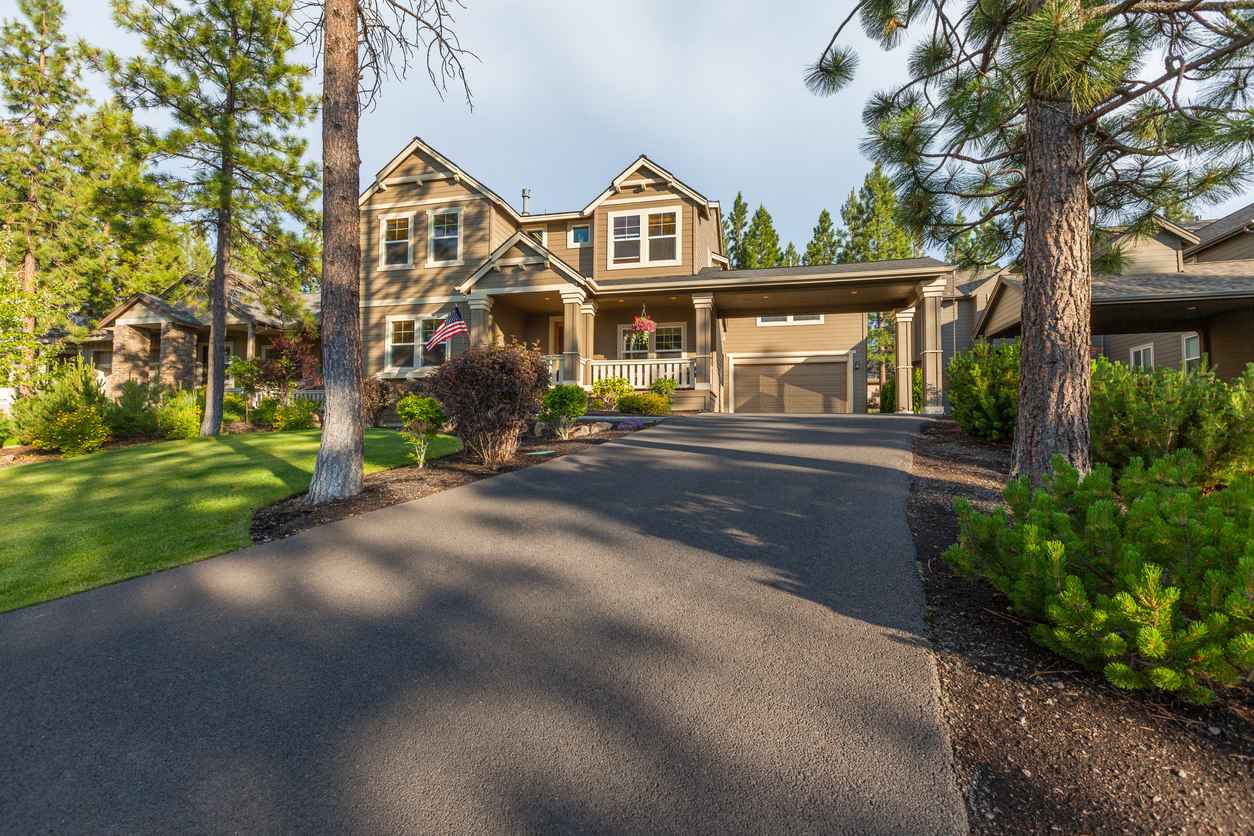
[0,415,965,835]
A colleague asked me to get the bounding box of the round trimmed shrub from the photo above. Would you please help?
[541,384,588,439]
[618,392,670,416]
[648,377,678,399]
[396,394,446,467]
[590,376,632,410]
[947,340,1019,441]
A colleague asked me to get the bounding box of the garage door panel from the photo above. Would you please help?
[733,360,847,414]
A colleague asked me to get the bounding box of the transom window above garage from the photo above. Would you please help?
[757,314,825,326]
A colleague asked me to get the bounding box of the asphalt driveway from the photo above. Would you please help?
[0,414,965,835]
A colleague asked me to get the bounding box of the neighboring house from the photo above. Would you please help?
[976,204,1254,379]
[355,137,959,414]
[70,272,308,397]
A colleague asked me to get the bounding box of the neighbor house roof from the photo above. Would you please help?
[1187,200,1254,255]
[694,257,951,283]
[95,292,205,330]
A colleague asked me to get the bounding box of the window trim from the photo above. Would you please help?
[379,212,415,270]
[384,314,448,374]
[525,227,547,247]
[567,222,592,249]
[606,205,683,271]
[1181,332,1201,372]
[756,314,826,327]
[1129,342,1155,370]
[426,205,465,268]
[615,321,687,360]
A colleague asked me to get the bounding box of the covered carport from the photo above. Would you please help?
[976,267,1254,377]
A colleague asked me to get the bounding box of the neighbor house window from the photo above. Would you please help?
[389,319,416,368]
[648,211,677,261]
[198,343,233,385]
[612,215,641,264]
[428,208,462,265]
[568,223,591,248]
[1129,343,1154,370]
[757,314,826,326]
[382,216,411,267]
[386,317,447,370]
[608,206,683,269]
[618,322,686,359]
[1182,333,1201,372]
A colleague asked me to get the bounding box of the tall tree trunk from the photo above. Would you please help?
[306,0,364,505]
[1012,95,1092,484]
[200,199,230,437]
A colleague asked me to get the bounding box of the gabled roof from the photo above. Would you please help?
[358,136,526,224]
[95,292,204,329]
[581,154,719,215]
[1187,200,1254,254]
[1107,214,1200,247]
[456,231,592,295]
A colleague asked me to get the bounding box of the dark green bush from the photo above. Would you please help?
[0,413,11,447]
[947,340,1019,441]
[946,451,1254,705]
[271,398,320,431]
[1090,358,1254,485]
[649,377,679,399]
[105,380,162,438]
[880,370,897,413]
[155,390,201,440]
[11,359,111,453]
[396,394,446,467]
[590,376,632,410]
[222,393,249,424]
[253,397,279,428]
[541,384,588,439]
[618,392,671,416]
[428,341,550,468]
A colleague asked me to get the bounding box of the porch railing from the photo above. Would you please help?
[589,358,693,389]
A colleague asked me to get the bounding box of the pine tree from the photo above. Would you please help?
[781,242,801,267]
[808,2,1254,483]
[723,191,750,268]
[803,208,839,265]
[110,0,318,437]
[742,204,782,269]
[838,164,917,263]
[945,212,1003,271]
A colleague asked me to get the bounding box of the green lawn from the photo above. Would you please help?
[0,429,460,613]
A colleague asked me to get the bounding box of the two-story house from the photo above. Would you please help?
[357,137,959,414]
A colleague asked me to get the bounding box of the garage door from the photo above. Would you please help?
[733,359,848,413]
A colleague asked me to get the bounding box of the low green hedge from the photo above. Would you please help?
[618,392,671,416]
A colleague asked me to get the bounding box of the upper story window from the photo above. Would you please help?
[526,228,547,247]
[568,223,591,248]
[382,216,412,267]
[757,314,825,326]
[608,206,683,270]
[1182,333,1201,372]
[1129,343,1154,370]
[428,207,463,266]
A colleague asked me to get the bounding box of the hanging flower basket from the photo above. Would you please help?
[628,309,655,352]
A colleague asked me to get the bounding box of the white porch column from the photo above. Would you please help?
[895,306,915,414]
[692,293,714,393]
[245,322,256,360]
[467,294,494,349]
[560,288,586,384]
[579,300,597,384]
[921,278,946,414]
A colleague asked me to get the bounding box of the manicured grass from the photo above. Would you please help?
[0,429,460,613]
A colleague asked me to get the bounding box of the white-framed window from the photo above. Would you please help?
[757,314,826,327]
[1129,343,1154,370]
[616,321,687,360]
[526,227,547,247]
[568,223,591,248]
[1181,333,1201,372]
[427,206,463,267]
[607,205,683,269]
[380,214,413,268]
[385,316,448,371]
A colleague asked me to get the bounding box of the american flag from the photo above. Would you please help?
[425,306,468,351]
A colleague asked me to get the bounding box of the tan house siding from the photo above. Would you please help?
[1117,230,1184,273]
[1103,332,1188,371]
[983,283,1024,337]
[361,300,462,377]
[521,218,593,276]
[1208,305,1254,378]
[1190,231,1254,263]
[360,196,492,303]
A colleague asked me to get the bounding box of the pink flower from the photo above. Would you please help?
[631,315,656,333]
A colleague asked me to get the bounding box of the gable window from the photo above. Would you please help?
[386,316,448,371]
[1182,333,1201,372]
[526,228,547,247]
[612,215,641,264]
[607,206,683,269]
[648,211,677,261]
[382,216,412,267]
[568,223,591,248]
[757,314,826,326]
[428,207,462,266]
[1129,343,1154,370]
[617,321,686,360]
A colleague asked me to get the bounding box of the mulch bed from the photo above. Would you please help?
[908,420,1254,835]
[251,429,637,543]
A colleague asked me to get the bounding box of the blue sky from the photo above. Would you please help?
[58,1,1251,250]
